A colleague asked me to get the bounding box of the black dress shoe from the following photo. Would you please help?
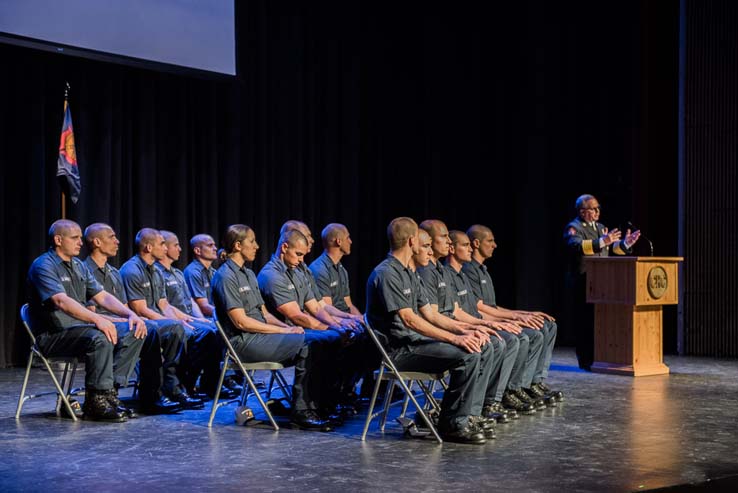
[170,390,205,409]
[318,408,344,426]
[106,389,138,419]
[82,390,128,422]
[139,395,182,414]
[290,410,334,432]
[524,386,557,408]
[535,382,564,402]
[469,416,496,439]
[502,390,536,415]
[439,424,486,445]
[514,388,546,411]
[335,403,357,418]
[223,376,244,394]
[482,402,510,423]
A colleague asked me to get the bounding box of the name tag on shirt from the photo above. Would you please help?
[481,280,487,284]
[402,288,412,295]
[141,281,151,288]
[457,289,468,296]
[238,286,251,293]
[287,284,295,290]
[438,282,446,288]
[60,275,72,282]
[167,280,178,287]
[330,281,338,287]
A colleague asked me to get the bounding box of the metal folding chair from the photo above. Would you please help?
[361,315,445,444]
[16,304,82,421]
[207,318,292,431]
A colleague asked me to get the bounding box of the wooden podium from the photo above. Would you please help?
[584,256,682,376]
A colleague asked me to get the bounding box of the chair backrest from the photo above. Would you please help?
[19,304,37,345]
[363,314,399,371]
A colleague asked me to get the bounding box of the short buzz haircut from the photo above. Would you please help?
[466,224,492,246]
[575,194,596,209]
[387,217,417,251]
[48,219,80,246]
[419,219,447,238]
[321,223,348,247]
[278,229,308,251]
[160,230,178,244]
[190,233,214,251]
[280,220,308,236]
[134,228,161,252]
[448,230,468,245]
[83,222,114,249]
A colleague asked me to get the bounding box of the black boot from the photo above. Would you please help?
[107,388,139,419]
[82,390,128,422]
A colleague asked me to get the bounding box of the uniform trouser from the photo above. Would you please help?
[179,320,221,394]
[230,332,311,411]
[487,334,520,403]
[302,328,344,410]
[532,320,557,383]
[499,330,527,392]
[520,327,544,388]
[390,340,485,431]
[143,319,186,396]
[111,322,146,388]
[37,323,144,391]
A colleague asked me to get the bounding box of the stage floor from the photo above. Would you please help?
[1,347,737,492]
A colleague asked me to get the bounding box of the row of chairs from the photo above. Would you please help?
[16,305,446,444]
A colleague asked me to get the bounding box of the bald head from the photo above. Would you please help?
[135,228,161,252]
[466,224,493,245]
[280,220,308,236]
[321,223,348,247]
[387,217,418,251]
[419,219,447,238]
[48,219,80,246]
[278,229,308,250]
[83,222,115,250]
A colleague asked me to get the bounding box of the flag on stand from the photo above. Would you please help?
[56,99,81,203]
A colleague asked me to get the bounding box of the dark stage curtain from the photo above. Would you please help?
[0,1,678,367]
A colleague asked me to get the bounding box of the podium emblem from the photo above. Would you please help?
[647,266,668,299]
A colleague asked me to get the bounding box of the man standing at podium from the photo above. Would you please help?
[564,194,640,370]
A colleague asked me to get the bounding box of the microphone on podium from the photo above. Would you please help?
[626,221,654,256]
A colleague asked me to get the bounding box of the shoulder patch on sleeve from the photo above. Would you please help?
[567,227,577,236]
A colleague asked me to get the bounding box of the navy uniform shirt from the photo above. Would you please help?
[156,262,193,315]
[462,258,497,307]
[212,258,267,338]
[366,255,432,349]
[564,217,631,275]
[119,255,167,314]
[445,263,483,319]
[27,249,103,334]
[257,255,315,323]
[308,252,351,312]
[417,260,456,316]
[184,260,216,303]
[83,257,127,315]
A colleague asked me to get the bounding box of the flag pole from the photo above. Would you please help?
[60,82,70,219]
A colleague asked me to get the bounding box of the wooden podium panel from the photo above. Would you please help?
[585,257,682,377]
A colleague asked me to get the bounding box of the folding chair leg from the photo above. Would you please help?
[273,371,292,402]
[15,352,34,419]
[235,363,279,431]
[361,366,386,440]
[38,356,78,422]
[392,375,442,444]
[207,355,230,428]
[400,380,413,418]
[378,376,395,432]
[55,363,73,417]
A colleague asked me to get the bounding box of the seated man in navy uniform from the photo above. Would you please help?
[184,233,218,318]
[257,228,354,424]
[27,219,146,422]
[464,224,564,404]
[157,231,229,399]
[417,220,524,420]
[120,228,204,409]
[83,223,181,414]
[564,194,640,370]
[448,230,550,415]
[211,224,331,431]
[366,217,494,444]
